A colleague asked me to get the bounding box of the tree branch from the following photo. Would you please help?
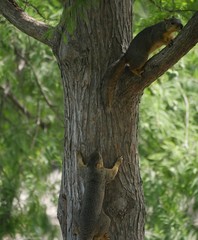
[0,0,56,48]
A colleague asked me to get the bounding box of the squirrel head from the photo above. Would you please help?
[87,151,104,169]
[164,17,183,32]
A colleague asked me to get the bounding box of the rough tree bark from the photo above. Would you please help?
[0,0,198,239]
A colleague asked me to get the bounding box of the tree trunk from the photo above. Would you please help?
[57,1,145,239]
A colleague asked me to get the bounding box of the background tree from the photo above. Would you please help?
[0,0,198,240]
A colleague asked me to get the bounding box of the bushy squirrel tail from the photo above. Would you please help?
[106,57,126,108]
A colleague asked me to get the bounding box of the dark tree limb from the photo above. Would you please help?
[0,0,57,48]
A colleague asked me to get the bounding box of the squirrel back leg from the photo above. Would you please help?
[126,53,149,76]
[93,210,111,240]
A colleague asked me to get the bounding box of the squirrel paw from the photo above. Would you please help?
[117,156,123,165]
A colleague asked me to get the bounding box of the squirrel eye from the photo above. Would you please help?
[171,22,175,25]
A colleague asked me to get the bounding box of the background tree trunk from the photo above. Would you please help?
[57,1,145,239]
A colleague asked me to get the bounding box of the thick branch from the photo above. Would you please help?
[0,0,56,48]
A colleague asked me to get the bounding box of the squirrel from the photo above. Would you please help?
[106,17,183,107]
[76,151,123,240]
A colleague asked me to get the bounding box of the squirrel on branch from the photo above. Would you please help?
[106,17,183,107]
[76,151,123,240]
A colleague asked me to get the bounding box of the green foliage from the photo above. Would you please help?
[0,16,63,239]
[133,0,196,34]
[0,1,101,238]
[134,1,198,239]
[139,29,198,240]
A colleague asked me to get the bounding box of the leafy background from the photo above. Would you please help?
[0,0,197,239]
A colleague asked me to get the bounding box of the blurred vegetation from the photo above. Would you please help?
[0,2,63,238]
[0,0,197,239]
[134,1,198,239]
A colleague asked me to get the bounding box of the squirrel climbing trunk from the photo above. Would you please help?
[77,152,122,240]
